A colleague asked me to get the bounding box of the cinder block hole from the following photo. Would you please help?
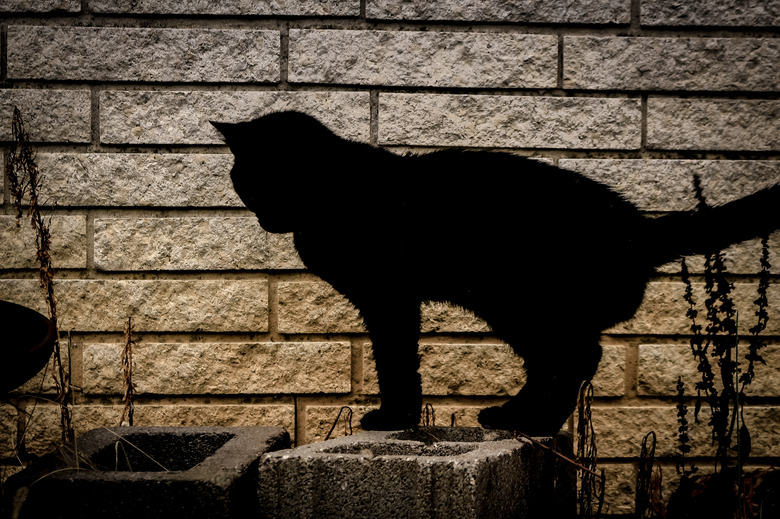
[323,442,478,457]
[90,432,234,472]
[391,426,515,444]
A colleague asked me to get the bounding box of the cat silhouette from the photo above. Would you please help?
[212,111,780,436]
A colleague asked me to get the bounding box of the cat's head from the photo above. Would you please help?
[211,111,338,233]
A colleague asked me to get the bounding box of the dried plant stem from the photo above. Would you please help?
[576,381,605,518]
[5,107,73,444]
[121,317,136,427]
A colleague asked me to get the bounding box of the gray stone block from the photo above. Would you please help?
[2,426,290,519]
[257,427,575,519]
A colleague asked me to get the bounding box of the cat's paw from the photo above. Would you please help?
[361,408,419,431]
[478,405,561,437]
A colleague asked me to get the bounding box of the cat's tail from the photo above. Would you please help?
[644,182,780,267]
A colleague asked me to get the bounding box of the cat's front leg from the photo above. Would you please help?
[359,301,423,431]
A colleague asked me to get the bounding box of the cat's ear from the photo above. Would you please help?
[210,121,239,143]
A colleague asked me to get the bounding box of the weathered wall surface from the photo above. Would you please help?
[1,1,778,514]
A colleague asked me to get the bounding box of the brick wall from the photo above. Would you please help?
[1,1,779,514]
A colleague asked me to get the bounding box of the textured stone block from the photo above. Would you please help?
[258,428,575,519]
[363,342,525,396]
[1,0,78,12]
[22,405,127,456]
[100,90,370,145]
[611,282,780,335]
[0,279,268,332]
[593,406,780,459]
[289,29,557,88]
[83,342,351,395]
[638,344,780,397]
[1,405,17,458]
[647,98,780,151]
[0,215,86,269]
[642,0,780,27]
[559,159,780,211]
[94,217,269,271]
[599,463,637,515]
[366,0,630,24]
[132,404,296,436]
[0,89,90,143]
[34,153,241,207]
[564,37,778,91]
[379,94,641,149]
[8,26,280,83]
[90,0,359,15]
[277,281,495,334]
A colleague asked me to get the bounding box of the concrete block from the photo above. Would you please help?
[257,427,575,518]
[3,426,291,519]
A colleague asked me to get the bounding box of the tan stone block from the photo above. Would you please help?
[268,233,305,270]
[132,404,295,437]
[90,0,358,15]
[0,215,86,269]
[560,159,780,212]
[647,99,780,151]
[379,94,641,149]
[366,0,630,24]
[94,217,270,271]
[83,342,351,395]
[100,90,370,145]
[593,345,626,397]
[598,463,637,515]
[277,281,365,334]
[0,279,269,332]
[35,153,242,207]
[0,89,90,143]
[638,344,780,397]
[641,0,780,27]
[565,37,778,91]
[363,342,525,396]
[22,405,124,456]
[11,345,70,396]
[290,29,557,88]
[8,26,280,83]
[1,405,18,458]
[610,282,780,336]
[304,404,377,444]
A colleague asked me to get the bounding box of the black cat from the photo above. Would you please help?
[212,111,780,436]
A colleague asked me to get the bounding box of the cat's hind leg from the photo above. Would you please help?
[359,300,423,431]
[478,336,602,436]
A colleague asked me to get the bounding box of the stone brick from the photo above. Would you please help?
[1,0,78,12]
[277,281,497,334]
[378,94,642,149]
[11,345,70,396]
[100,90,370,145]
[363,342,525,396]
[0,279,268,332]
[592,406,780,458]
[559,159,780,212]
[647,98,780,151]
[34,153,241,207]
[268,233,305,269]
[277,281,365,334]
[90,0,359,16]
[94,217,269,271]
[564,37,778,91]
[8,26,280,83]
[1,405,18,458]
[22,405,124,456]
[289,29,557,88]
[599,463,637,515]
[593,345,626,397]
[0,215,86,269]
[642,0,780,27]
[0,89,90,143]
[83,342,351,395]
[638,344,780,397]
[304,404,377,444]
[132,404,296,436]
[610,282,780,335]
[366,0,630,24]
